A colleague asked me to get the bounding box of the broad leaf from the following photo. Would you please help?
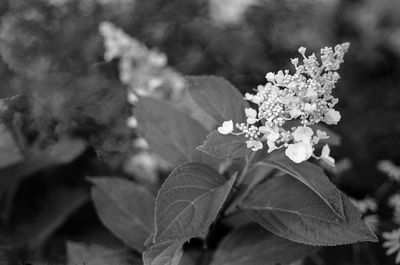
[144,163,236,265]
[154,163,236,242]
[90,177,155,252]
[186,76,249,125]
[67,241,141,265]
[257,152,345,219]
[241,174,378,246]
[136,96,217,167]
[198,130,250,159]
[143,239,186,265]
[211,224,317,265]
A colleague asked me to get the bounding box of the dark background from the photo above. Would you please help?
[0,0,399,264]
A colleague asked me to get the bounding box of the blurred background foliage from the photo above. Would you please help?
[0,0,400,264]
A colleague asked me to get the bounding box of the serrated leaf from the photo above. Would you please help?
[143,239,186,265]
[90,177,155,252]
[144,163,236,265]
[186,76,249,125]
[154,162,236,242]
[257,152,345,220]
[241,174,378,246]
[67,241,141,265]
[211,224,317,265]
[198,130,250,159]
[136,96,217,168]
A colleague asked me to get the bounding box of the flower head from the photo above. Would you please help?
[217,43,349,163]
[218,120,234,135]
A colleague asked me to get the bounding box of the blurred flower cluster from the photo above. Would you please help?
[99,21,184,106]
[218,43,349,164]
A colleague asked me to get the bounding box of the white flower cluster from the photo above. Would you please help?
[99,22,184,107]
[218,43,350,164]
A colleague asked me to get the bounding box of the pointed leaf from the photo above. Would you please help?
[186,76,249,124]
[143,239,185,265]
[242,174,378,246]
[136,96,217,167]
[258,153,345,220]
[90,177,155,252]
[144,163,236,265]
[198,130,250,159]
[154,162,236,242]
[211,224,317,265]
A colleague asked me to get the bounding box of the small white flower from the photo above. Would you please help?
[304,103,316,114]
[285,142,313,163]
[259,125,273,134]
[267,140,279,153]
[246,140,263,151]
[245,108,258,124]
[267,130,280,142]
[289,107,302,119]
[319,144,335,166]
[218,120,234,135]
[293,126,313,143]
[324,109,341,125]
[383,228,400,263]
[244,93,253,101]
[127,116,138,128]
[316,130,329,140]
[265,72,275,82]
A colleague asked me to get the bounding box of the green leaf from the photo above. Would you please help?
[136,96,217,167]
[90,177,155,252]
[198,130,250,159]
[143,239,186,265]
[211,224,317,265]
[258,152,345,220]
[144,163,236,265]
[241,174,378,246]
[67,241,141,265]
[186,76,249,125]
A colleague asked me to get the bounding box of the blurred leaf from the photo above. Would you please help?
[144,163,236,265]
[198,130,250,159]
[0,137,87,222]
[0,123,23,168]
[15,184,88,247]
[257,152,345,219]
[90,177,155,253]
[241,174,378,246]
[186,76,249,125]
[211,224,317,265]
[67,241,141,265]
[136,96,218,168]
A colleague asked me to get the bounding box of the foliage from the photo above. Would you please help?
[0,0,400,264]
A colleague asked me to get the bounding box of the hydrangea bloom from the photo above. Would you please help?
[99,21,184,107]
[217,43,350,164]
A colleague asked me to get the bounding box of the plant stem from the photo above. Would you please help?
[237,152,256,185]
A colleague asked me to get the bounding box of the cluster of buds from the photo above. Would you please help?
[99,22,184,107]
[218,43,350,164]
